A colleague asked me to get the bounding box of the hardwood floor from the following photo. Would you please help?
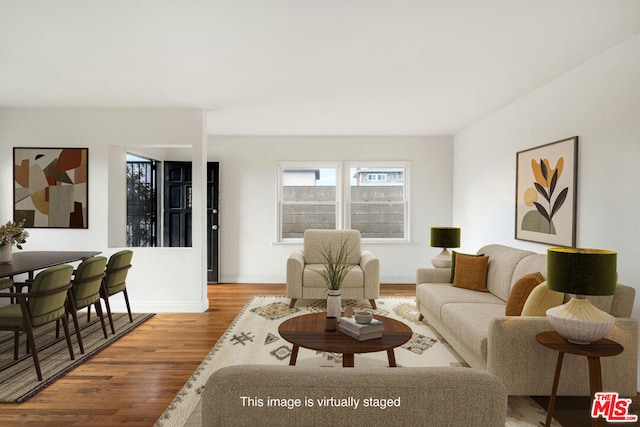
[0,284,413,426]
[0,283,635,426]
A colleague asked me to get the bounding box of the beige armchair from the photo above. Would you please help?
[286,229,380,308]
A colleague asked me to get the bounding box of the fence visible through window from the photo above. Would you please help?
[281,167,337,239]
[350,166,405,239]
[279,163,408,241]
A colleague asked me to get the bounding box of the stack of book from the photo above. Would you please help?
[338,316,384,341]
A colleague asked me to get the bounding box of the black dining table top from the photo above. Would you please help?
[0,251,101,278]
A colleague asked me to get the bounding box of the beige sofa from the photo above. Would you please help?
[203,365,507,427]
[416,244,638,396]
[286,229,380,308]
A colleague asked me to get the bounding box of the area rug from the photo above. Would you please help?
[0,312,154,402]
[155,296,560,427]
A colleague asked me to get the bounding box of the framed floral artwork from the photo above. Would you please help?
[515,137,578,247]
[13,147,89,228]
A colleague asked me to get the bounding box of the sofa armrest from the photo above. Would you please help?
[416,267,451,284]
[360,250,380,299]
[286,250,305,299]
[488,316,638,396]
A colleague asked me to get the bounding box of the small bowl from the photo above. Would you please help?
[354,311,373,324]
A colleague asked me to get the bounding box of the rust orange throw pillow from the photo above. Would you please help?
[505,272,545,316]
[452,254,489,292]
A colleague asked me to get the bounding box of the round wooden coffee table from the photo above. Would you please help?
[278,312,412,367]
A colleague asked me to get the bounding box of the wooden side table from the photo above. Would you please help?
[536,331,623,427]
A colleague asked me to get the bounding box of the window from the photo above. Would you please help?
[366,173,387,182]
[279,164,338,239]
[278,162,408,241]
[126,154,159,247]
[349,165,407,239]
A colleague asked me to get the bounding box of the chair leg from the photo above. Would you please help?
[25,333,31,355]
[95,302,108,339]
[369,299,377,309]
[123,288,133,323]
[69,310,84,354]
[55,312,69,339]
[24,327,42,381]
[289,298,297,308]
[60,315,75,361]
[86,304,91,322]
[13,331,19,360]
[102,296,116,335]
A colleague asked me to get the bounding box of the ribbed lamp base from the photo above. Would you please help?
[431,249,452,268]
[546,296,615,345]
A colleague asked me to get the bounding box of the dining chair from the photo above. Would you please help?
[59,256,108,354]
[89,250,133,334]
[0,277,12,290]
[0,277,14,303]
[0,264,75,381]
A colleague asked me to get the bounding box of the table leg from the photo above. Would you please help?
[387,349,397,367]
[289,345,299,366]
[343,353,354,367]
[546,351,564,427]
[587,356,603,427]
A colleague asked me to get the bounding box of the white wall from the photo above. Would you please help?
[208,135,453,283]
[0,108,208,313]
[453,34,640,386]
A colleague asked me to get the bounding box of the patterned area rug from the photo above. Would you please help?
[0,312,154,402]
[155,296,560,426]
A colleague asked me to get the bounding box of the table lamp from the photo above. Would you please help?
[430,227,460,268]
[546,248,617,345]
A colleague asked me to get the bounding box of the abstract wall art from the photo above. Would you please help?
[515,137,578,247]
[13,147,89,228]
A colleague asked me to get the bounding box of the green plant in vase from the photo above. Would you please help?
[315,237,355,319]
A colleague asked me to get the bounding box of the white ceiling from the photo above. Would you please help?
[1,1,639,135]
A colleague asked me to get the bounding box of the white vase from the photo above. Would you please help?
[0,245,12,264]
[326,289,342,320]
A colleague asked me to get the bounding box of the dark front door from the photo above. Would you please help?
[164,162,192,247]
[207,162,220,283]
[163,161,219,283]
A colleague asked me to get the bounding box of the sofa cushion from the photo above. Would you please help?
[440,302,506,363]
[453,254,489,292]
[521,282,564,316]
[478,245,536,302]
[416,283,504,321]
[505,272,545,316]
[303,264,364,288]
[450,251,483,283]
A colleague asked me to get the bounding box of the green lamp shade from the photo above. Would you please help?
[547,248,617,296]
[430,227,460,249]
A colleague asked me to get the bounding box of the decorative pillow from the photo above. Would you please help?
[520,282,565,316]
[505,272,545,316]
[450,251,484,283]
[452,254,489,292]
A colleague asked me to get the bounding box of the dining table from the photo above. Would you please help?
[0,250,102,281]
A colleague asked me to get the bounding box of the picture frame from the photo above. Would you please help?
[515,137,578,247]
[13,147,89,229]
